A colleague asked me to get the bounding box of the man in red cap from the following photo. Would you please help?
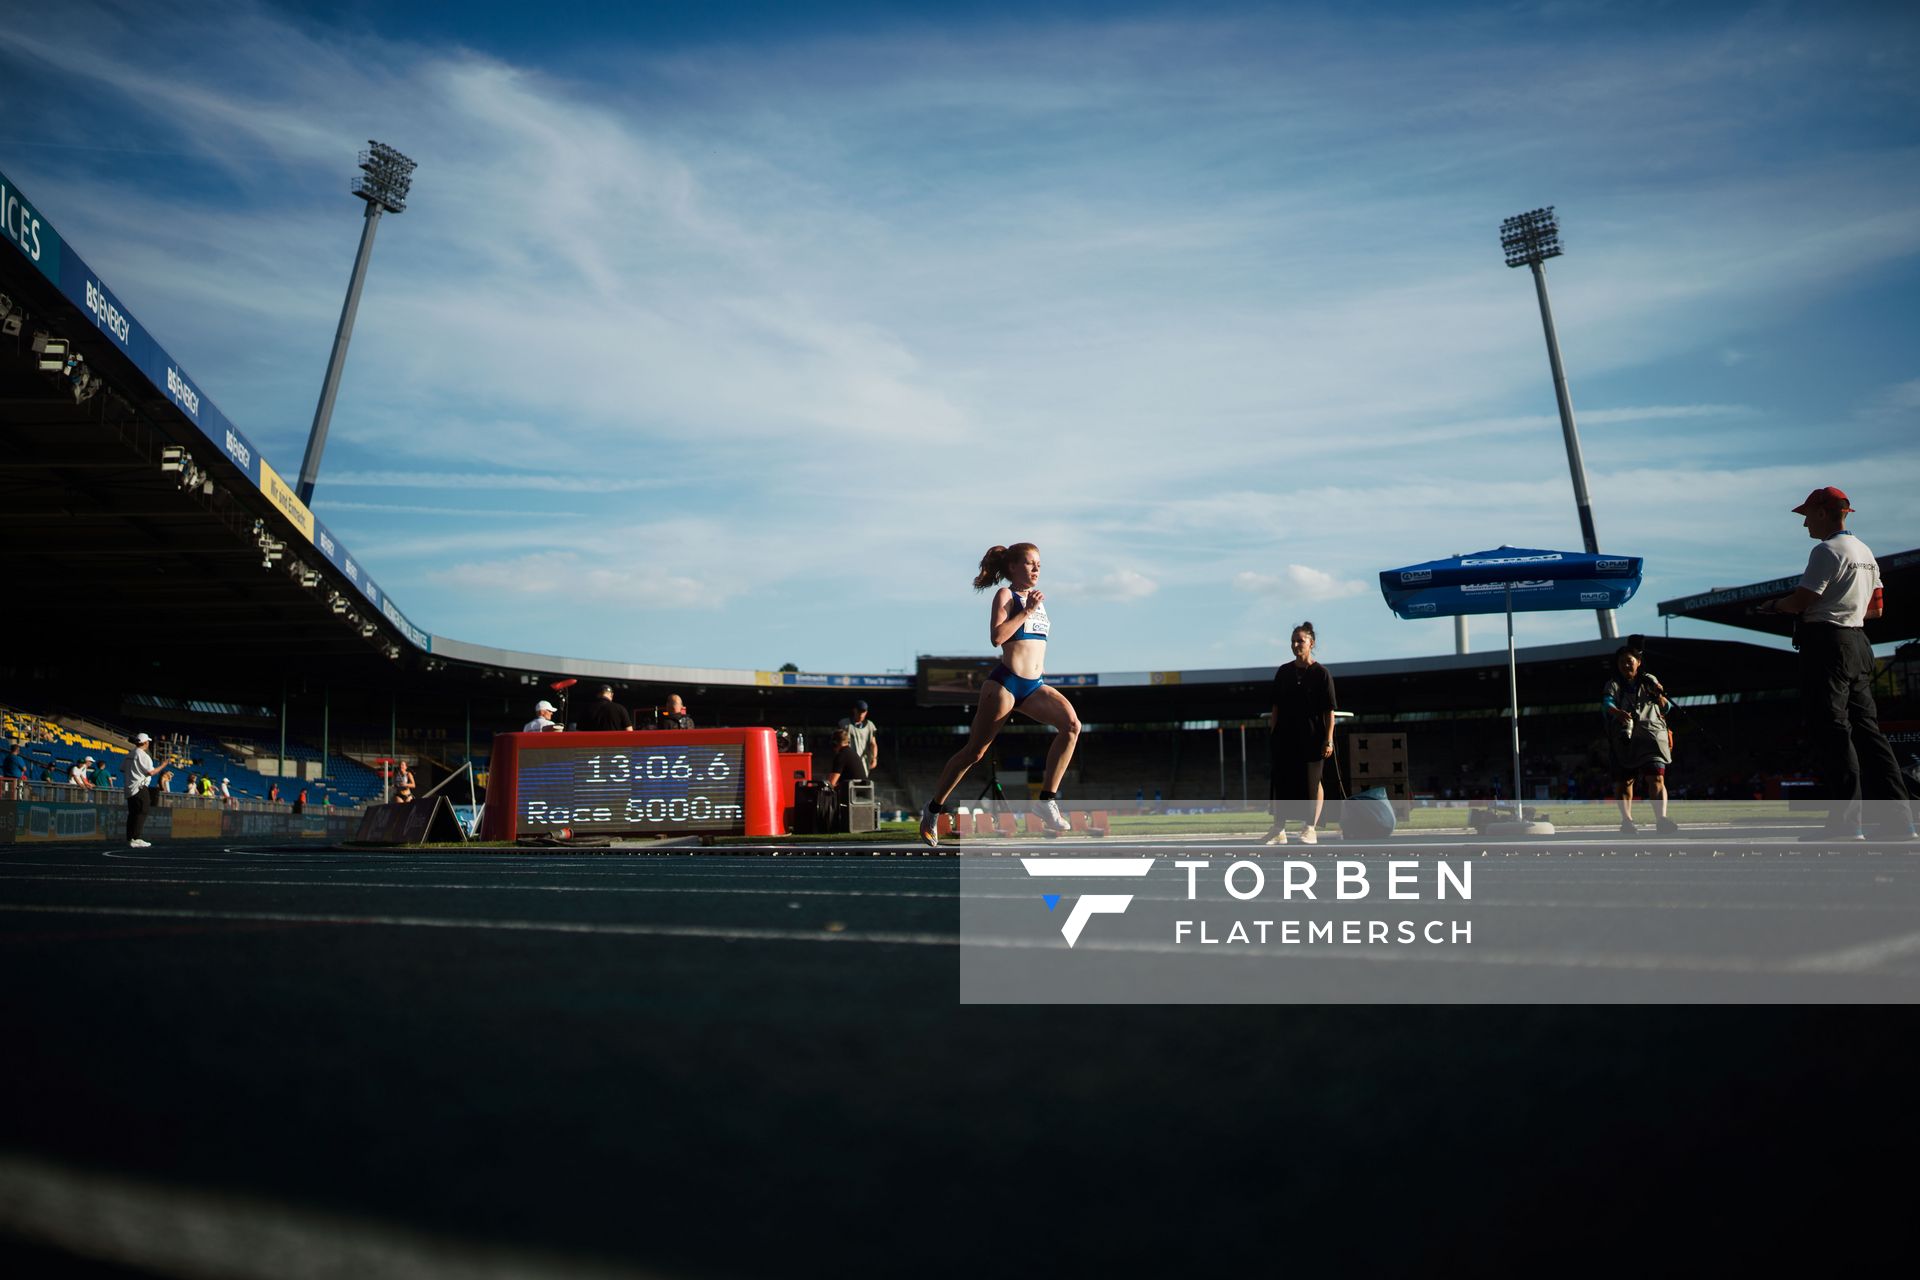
[1762,486,1914,840]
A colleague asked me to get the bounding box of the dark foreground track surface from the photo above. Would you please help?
[2,841,1914,1276]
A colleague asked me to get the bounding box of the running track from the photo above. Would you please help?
[2,837,1914,1275]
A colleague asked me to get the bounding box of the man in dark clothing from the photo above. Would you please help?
[826,728,869,803]
[657,695,694,730]
[576,685,634,732]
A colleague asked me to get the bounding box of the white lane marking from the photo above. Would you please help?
[1789,930,1920,973]
[6,904,1914,983]
[954,932,1920,979]
[0,1153,650,1280]
[0,902,954,947]
[0,874,956,900]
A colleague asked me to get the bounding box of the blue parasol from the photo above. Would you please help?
[1380,547,1644,823]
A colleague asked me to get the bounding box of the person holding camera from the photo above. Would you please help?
[826,728,868,804]
[1602,645,1677,835]
[124,733,172,848]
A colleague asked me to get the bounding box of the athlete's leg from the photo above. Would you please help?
[1018,684,1082,793]
[929,683,1017,807]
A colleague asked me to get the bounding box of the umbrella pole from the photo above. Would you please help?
[1507,585,1523,815]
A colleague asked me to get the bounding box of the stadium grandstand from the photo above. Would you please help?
[3,162,1916,846]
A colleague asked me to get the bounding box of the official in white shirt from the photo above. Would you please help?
[1764,486,1915,840]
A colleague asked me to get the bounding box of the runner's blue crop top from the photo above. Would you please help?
[1008,590,1050,642]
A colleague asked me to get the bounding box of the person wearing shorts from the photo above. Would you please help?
[918,542,1081,847]
[1602,646,1676,834]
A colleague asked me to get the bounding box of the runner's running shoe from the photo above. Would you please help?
[1035,798,1072,834]
[919,805,940,849]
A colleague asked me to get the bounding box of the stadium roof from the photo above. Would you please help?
[1657,548,1920,644]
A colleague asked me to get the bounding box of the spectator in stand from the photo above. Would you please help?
[184,772,199,798]
[269,782,281,804]
[293,788,307,814]
[838,700,880,777]
[220,776,235,808]
[3,741,28,798]
[826,728,869,804]
[577,685,634,732]
[522,700,563,732]
[68,756,96,789]
[394,761,416,804]
[124,733,169,848]
[658,695,694,730]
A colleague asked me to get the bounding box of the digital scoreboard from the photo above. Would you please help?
[480,728,783,841]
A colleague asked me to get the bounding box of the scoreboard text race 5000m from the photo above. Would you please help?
[517,743,746,833]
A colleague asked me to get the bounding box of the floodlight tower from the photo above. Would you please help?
[1500,205,1616,640]
[297,140,417,506]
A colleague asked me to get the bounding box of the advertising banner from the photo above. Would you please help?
[258,459,317,543]
[1,166,61,284]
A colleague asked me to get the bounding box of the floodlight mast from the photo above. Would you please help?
[1501,205,1616,640]
[296,140,416,506]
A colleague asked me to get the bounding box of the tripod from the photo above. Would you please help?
[972,742,1013,818]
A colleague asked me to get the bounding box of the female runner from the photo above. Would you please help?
[919,543,1082,847]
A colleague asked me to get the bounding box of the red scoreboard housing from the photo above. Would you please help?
[481,727,784,841]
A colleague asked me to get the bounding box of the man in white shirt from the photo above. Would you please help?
[124,733,169,848]
[68,756,96,789]
[522,700,563,732]
[1764,486,1915,840]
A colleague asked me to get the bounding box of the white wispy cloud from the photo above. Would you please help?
[323,471,675,493]
[1078,569,1160,602]
[1234,566,1369,601]
[6,2,1915,671]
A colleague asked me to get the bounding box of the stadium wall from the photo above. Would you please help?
[0,794,357,846]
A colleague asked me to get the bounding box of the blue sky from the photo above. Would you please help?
[5,0,1916,674]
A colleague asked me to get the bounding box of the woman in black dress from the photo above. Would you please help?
[1264,621,1337,846]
